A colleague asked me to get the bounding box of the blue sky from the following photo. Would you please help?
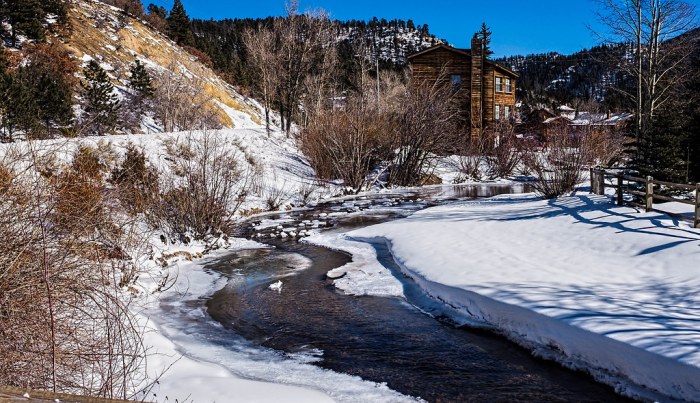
[151,0,700,57]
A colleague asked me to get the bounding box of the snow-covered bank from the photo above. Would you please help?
[314,192,700,401]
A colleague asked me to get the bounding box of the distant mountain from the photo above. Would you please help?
[495,44,631,110]
[495,27,700,110]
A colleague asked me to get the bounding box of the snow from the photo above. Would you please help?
[2,128,320,214]
[314,192,700,401]
[138,313,333,403]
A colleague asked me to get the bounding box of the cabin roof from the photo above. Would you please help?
[408,44,519,78]
[407,44,471,59]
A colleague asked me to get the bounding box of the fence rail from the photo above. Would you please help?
[590,168,700,229]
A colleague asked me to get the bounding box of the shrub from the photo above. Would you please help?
[299,101,393,192]
[110,144,160,215]
[485,120,521,180]
[157,132,249,241]
[0,147,145,398]
[521,129,592,198]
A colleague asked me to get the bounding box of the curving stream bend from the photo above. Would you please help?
[199,185,632,402]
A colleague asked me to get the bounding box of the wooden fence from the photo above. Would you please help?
[590,168,700,229]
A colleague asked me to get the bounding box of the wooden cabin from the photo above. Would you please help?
[408,37,518,138]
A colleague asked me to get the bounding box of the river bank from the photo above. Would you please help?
[314,191,700,402]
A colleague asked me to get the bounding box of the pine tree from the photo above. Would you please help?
[129,59,154,97]
[479,22,493,59]
[25,44,76,137]
[3,70,40,139]
[167,0,194,46]
[0,0,68,46]
[82,60,120,135]
[5,0,46,46]
[122,59,154,131]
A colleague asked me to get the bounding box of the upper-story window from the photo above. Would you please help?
[495,104,501,120]
[505,78,512,93]
[450,74,462,92]
[504,105,511,118]
[495,76,503,93]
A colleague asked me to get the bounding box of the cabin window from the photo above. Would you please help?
[450,74,462,92]
[495,76,503,93]
[505,78,512,93]
[504,105,511,118]
[495,104,501,120]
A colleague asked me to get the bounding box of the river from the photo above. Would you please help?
[165,184,632,402]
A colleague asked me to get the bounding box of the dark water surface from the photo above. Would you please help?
[204,185,632,402]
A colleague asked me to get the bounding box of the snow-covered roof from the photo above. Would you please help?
[562,111,634,126]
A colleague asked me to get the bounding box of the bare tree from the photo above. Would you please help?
[595,0,698,139]
[277,5,337,134]
[243,26,280,135]
[152,61,222,132]
[387,73,461,186]
[521,123,594,198]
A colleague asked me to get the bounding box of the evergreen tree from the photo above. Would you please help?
[638,112,689,182]
[3,70,40,139]
[167,0,194,46]
[25,44,76,137]
[147,3,166,18]
[5,0,45,46]
[479,22,493,59]
[0,0,68,46]
[128,59,154,97]
[122,59,154,131]
[82,60,120,135]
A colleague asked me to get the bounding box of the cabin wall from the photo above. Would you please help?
[411,49,471,123]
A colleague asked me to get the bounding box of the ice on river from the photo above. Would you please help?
[141,243,418,403]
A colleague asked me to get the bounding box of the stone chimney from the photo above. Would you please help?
[470,35,484,138]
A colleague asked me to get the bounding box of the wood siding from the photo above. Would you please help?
[410,47,471,123]
[409,44,517,138]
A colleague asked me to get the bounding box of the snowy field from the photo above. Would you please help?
[313,192,700,401]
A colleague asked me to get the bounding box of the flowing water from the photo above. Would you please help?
[200,184,631,402]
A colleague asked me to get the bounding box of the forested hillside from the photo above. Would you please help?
[188,15,443,88]
[495,44,631,110]
[496,27,700,111]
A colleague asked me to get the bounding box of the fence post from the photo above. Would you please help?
[590,168,605,195]
[617,174,623,206]
[695,183,699,229]
[645,176,654,212]
[597,169,605,195]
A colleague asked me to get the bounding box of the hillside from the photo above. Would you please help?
[67,0,266,130]
[190,15,443,88]
[496,27,700,109]
[495,44,629,109]
[336,18,444,67]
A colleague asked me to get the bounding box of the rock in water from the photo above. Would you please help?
[269,280,283,292]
